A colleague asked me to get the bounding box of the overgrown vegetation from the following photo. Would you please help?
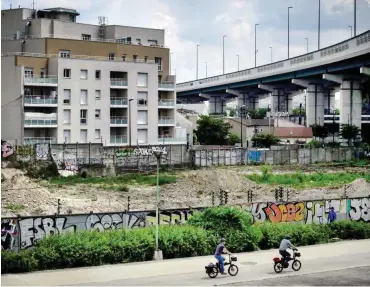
[4,203,25,212]
[194,115,232,145]
[251,134,280,148]
[17,161,59,179]
[247,171,370,189]
[2,207,370,274]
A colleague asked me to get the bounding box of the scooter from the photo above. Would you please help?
[273,250,302,273]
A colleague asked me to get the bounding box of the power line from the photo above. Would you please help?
[1,95,22,108]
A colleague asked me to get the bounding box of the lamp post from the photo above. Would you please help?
[240,105,246,147]
[170,52,173,75]
[269,47,273,63]
[354,0,356,36]
[318,0,321,50]
[205,62,207,77]
[349,25,353,37]
[223,35,227,74]
[153,150,163,260]
[196,45,200,80]
[288,6,293,59]
[305,37,309,53]
[236,54,240,71]
[128,98,134,146]
[255,24,259,67]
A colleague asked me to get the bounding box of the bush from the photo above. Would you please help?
[328,221,370,240]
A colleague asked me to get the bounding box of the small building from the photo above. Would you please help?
[273,127,313,144]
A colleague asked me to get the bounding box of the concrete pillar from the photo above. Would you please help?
[237,93,247,108]
[287,94,294,114]
[249,96,259,110]
[324,89,335,114]
[306,84,324,127]
[272,88,286,112]
[208,96,223,114]
[339,80,362,128]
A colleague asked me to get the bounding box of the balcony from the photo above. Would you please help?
[110,78,128,88]
[158,136,187,143]
[24,137,57,145]
[158,82,175,91]
[24,96,58,107]
[110,135,128,144]
[158,99,175,108]
[24,76,58,87]
[110,97,128,106]
[110,116,128,126]
[158,117,175,125]
[24,117,57,127]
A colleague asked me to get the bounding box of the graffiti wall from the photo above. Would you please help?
[2,197,369,252]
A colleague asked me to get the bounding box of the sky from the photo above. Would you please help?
[2,0,370,83]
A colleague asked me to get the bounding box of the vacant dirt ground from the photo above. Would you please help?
[2,163,370,217]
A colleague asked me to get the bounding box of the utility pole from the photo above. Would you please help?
[354,0,356,36]
[223,35,227,74]
[255,24,259,67]
[269,47,272,63]
[196,45,199,80]
[305,38,309,53]
[318,0,321,50]
[288,7,293,59]
[236,54,240,71]
[205,62,207,77]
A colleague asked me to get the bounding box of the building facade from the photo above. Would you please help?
[1,7,185,145]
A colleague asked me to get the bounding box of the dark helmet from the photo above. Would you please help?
[285,234,291,240]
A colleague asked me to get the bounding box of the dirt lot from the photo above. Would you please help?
[1,164,370,217]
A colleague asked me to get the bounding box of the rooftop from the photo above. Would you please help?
[273,127,313,138]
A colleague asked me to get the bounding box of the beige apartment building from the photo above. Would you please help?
[1,7,186,145]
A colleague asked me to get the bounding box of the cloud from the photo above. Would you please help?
[322,0,353,14]
[214,13,231,24]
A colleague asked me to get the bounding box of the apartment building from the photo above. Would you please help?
[1,7,184,145]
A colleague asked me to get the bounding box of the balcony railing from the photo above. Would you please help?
[24,117,57,126]
[110,135,128,144]
[110,116,128,125]
[110,78,128,87]
[158,82,175,89]
[158,99,175,107]
[24,137,57,145]
[24,76,58,85]
[158,117,175,125]
[24,96,58,105]
[158,136,187,143]
[110,97,128,106]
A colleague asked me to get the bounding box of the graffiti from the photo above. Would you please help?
[1,219,17,251]
[349,198,370,222]
[35,143,49,160]
[1,140,14,158]
[19,217,76,249]
[263,202,305,223]
[146,209,195,225]
[132,146,168,156]
[115,148,133,157]
[16,145,34,157]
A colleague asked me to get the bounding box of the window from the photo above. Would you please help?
[63,69,71,78]
[59,50,71,58]
[63,109,71,124]
[137,73,148,87]
[137,129,148,144]
[80,129,87,143]
[126,37,131,43]
[69,15,75,22]
[95,70,101,79]
[136,38,141,45]
[82,34,91,41]
[25,68,33,78]
[137,91,148,106]
[144,56,148,62]
[80,110,87,124]
[155,57,162,71]
[95,129,101,139]
[133,55,138,62]
[109,53,115,60]
[121,54,126,62]
[148,39,158,46]
[40,68,45,78]
[137,111,148,125]
[80,90,87,105]
[63,130,71,143]
[63,89,71,104]
[95,90,101,100]
[95,109,101,119]
[80,69,88,79]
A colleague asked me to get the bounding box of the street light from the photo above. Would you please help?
[196,45,200,80]
[170,52,173,75]
[305,38,309,53]
[349,25,353,37]
[205,62,208,77]
[255,24,259,67]
[223,35,227,74]
[354,0,357,36]
[236,54,240,71]
[240,105,246,147]
[288,6,293,59]
[128,98,134,146]
[269,47,273,63]
[318,0,321,50]
[153,149,164,260]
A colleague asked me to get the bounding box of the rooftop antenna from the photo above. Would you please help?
[32,0,36,10]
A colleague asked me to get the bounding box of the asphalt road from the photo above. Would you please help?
[224,266,370,286]
[69,252,370,286]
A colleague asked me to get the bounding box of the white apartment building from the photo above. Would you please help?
[1,6,187,146]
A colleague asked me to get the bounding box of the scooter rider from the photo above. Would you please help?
[279,234,297,262]
[214,238,231,275]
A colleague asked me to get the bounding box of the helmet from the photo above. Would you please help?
[220,238,225,242]
[285,234,291,240]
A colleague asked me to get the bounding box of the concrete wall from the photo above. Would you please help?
[1,56,24,143]
[2,39,47,54]
[1,197,368,252]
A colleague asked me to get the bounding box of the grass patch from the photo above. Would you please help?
[49,173,177,188]
[5,203,25,212]
[247,172,370,189]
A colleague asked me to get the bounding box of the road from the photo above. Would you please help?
[2,240,370,286]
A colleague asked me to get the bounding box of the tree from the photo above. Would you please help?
[251,134,280,148]
[194,115,232,145]
[340,124,361,147]
[292,108,306,116]
[310,124,328,143]
[228,133,240,146]
[247,108,267,119]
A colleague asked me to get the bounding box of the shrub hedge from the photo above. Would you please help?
[2,207,370,274]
